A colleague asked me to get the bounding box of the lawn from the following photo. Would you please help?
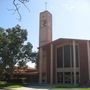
[50,88,90,90]
[1,81,90,90]
[0,81,24,89]
[49,84,90,90]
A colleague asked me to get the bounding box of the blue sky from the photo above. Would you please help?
[1,0,90,67]
[0,0,90,51]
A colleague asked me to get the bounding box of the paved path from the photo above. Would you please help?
[0,87,84,90]
[3,87,83,90]
[9,87,49,90]
[10,87,89,90]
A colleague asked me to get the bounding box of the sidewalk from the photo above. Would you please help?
[9,87,49,90]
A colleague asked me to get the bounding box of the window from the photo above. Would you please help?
[64,72,71,83]
[57,72,63,83]
[71,45,73,67]
[56,44,80,84]
[76,72,79,83]
[64,45,70,67]
[57,44,79,68]
[76,46,79,67]
[57,47,63,68]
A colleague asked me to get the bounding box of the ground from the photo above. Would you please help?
[1,86,90,90]
[1,81,90,90]
[3,87,90,90]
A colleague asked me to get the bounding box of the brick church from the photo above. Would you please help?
[38,10,90,85]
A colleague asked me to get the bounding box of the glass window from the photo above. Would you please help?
[57,72,63,83]
[57,44,79,68]
[76,46,79,67]
[64,72,71,83]
[64,45,70,67]
[57,47,63,68]
[71,45,73,67]
[76,72,79,83]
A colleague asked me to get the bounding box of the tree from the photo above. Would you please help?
[0,25,36,77]
[17,60,28,68]
[17,42,38,68]
[12,0,30,21]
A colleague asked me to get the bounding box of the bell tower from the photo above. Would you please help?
[39,10,52,84]
[39,10,52,47]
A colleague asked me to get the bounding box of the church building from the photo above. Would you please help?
[39,10,90,85]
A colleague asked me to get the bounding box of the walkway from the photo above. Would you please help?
[9,87,49,90]
[8,84,50,90]
[3,87,85,90]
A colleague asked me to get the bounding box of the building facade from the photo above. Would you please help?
[39,10,90,85]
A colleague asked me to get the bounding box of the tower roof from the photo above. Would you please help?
[40,10,52,16]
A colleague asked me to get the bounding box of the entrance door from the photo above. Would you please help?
[64,72,71,84]
[57,72,63,84]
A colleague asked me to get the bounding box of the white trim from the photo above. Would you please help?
[87,41,90,80]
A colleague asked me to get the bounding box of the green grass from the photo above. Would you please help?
[50,84,90,90]
[0,81,23,89]
[55,84,79,88]
[50,88,90,90]
[1,81,90,90]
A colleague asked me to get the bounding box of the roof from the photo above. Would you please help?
[38,38,90,48]
[13,67,39,75]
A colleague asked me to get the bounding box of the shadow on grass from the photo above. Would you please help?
[20,83,90,89]
[0,81,24,89]
[25,83,51,89]
[24,84,79,89]
[49,84,90,90]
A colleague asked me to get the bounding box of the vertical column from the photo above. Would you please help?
[87,41,90,80]
[78,45,80,83]
[70,45,73,84]
[63,46,65,84]
[55,48,57,84]
[50,43,53,84]
[39,48,43,83]
[73,41,76,85]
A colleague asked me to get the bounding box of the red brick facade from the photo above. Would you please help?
[39,38,90,85]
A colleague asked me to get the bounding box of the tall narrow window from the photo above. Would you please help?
[57,72,63,83]
[56,44,80,84]
[71,45,73,67]
[57,44,79,68]
[57,47,63,68]
[76,46,79,67]
[64,45,70,67]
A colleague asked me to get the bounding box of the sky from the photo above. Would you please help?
[0,0,90,67]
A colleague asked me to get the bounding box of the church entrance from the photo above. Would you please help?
[57,72,72,84]
[57,71,80,84]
